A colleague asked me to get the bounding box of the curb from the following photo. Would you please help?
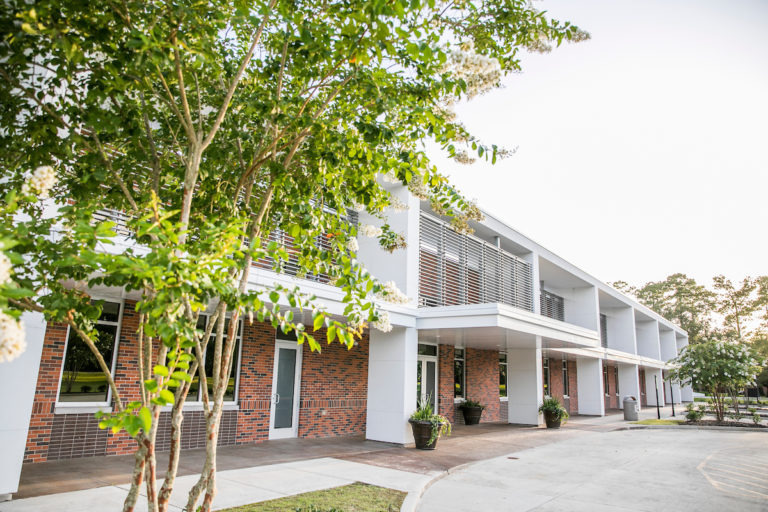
[399,459,480,512]
[622,424,768,432]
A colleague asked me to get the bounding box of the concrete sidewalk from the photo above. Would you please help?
[0,457,436,512]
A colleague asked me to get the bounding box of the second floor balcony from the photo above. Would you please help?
[418,213,533,311]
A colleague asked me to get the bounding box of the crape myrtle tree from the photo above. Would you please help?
[0,0,587,511]
[667,340,764,422]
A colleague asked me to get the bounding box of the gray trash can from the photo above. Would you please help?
[623,397,638,421]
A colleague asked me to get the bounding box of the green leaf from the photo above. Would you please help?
[159,389,175,404]
[153,365,169,377]
[138,406,152,433]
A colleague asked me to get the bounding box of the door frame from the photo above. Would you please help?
[268,339,303,440]
[417,347,439,411]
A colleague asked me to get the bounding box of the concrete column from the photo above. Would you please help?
[0,312,47,498]
[576,357,605,416]
[617,363,641,410]
[366,327,418,444]
[645,368,665,406]
[507,345,543,425]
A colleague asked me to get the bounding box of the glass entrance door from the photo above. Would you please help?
[269,340,302,439]
[417,344,438,411]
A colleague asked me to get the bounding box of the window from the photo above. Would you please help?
[614,367,620,396]
[542,357,550,397]
[499,352,507,397]
[418,343,438,356]
[454,348,465,398]
[603,365,610,396]
[58,301,122,403]
[189,315,242,402]
[562,359,569,397]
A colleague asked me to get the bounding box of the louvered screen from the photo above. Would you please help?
[93,209,133,237]
[253,209,358,284]
[418,212,533,311]
[540,290,565,321]
[600,313,608,348]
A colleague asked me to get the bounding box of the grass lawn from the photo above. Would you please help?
[631,419,684,425]
[219,483,406,512]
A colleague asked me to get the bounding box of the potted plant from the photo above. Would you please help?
[538,396,569,428]
[409,395,452,450]
[458,398,485,425]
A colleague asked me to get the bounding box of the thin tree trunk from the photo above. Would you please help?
[122,441,148,512]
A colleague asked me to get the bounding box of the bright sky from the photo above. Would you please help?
[429,0,768,288]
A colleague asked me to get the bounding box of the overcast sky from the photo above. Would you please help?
[428,0,768,288]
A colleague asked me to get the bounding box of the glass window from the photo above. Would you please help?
[190,316,242,402]
[58,301,121,403]
[614,367,620,396]
[454,348,465,398]
[562,359,569,396]
[542,357,550,397]
[418,343,437,356]
[499,352,507,397]
[603,366,610,396]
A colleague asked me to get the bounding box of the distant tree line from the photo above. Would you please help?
[611,274,768,390]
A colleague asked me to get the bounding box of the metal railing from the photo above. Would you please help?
[600,313,608,348]
[418,213,533,311]
[540,290,565,321]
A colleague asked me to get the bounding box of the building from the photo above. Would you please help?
[0,181,690,499]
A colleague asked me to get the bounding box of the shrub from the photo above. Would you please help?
[410,395,451,445]
[538,396,569,423]
[753,413,762,425]
[458,398,485,410]
[80,385,92,393]
[685,403,705,421]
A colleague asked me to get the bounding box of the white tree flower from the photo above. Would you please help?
[380,171,400,184]
[372,310,392,333]
[21,165,57,199]
[346,237,359,252]
[0,312,26,363]
[0,251,12,285]
[388,196,409,213]
[359,224,383,238]
[376,280,410,305]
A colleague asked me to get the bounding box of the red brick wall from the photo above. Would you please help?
[567,360,578,414]
[604,363,619,409]
[298,328,369,438]
[437,345,455,422]
[465,348,501,422]
[25,303,370,463]
[24,321,68,463]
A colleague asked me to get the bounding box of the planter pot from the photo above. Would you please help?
[460,406,484,425]
[409,419,441,450]
[543,411,562,429]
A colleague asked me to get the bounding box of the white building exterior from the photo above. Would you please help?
[0,181,689,498]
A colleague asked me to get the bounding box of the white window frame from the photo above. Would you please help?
[185,314,243,407]
[562,358,570,398]
[55,299,124,413]
[499,351,508,401]
[453,346,466,403]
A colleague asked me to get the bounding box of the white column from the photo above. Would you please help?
[645,368,665,406]
[366,327,417,444]
[507,345,543,425]
[617,363,641,410]
[576,357,605,416]
[0,312,47,498]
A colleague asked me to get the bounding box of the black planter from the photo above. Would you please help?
[460,406,484,425]
[543,411,562,429]
[409,419,440,450]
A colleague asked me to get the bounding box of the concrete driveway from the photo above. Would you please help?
[418,429,768,511]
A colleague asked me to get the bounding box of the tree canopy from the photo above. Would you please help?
[0,1,588,510]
